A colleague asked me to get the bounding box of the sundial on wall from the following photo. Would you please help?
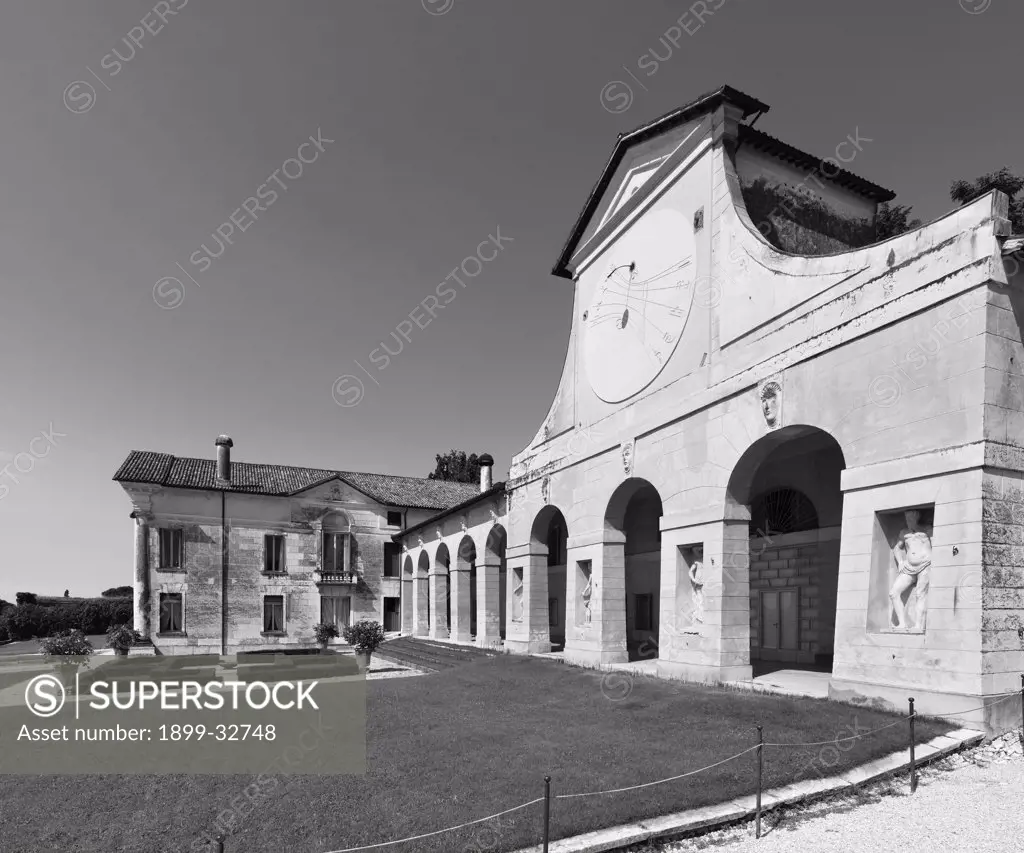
[582,207,697,403]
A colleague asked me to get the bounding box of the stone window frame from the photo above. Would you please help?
[262,594,287,636]
[156,527,185,572]
[385,510,403,528]
[157,591,185,637]
[263,533,287,575]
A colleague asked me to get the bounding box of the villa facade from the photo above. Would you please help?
[116,86,1024,733]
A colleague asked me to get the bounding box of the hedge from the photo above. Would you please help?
[0,599,132,640]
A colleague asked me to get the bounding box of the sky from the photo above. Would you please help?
[0,0,1019,602]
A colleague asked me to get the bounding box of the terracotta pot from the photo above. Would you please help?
[354,651,371,671]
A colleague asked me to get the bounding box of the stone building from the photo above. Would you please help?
[116,85,1024,733]
[113,436,480,654]
[394,85,1024,733]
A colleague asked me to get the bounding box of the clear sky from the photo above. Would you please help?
[0,0,1018,602]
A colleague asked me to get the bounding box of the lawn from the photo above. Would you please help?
[0,655,953,853]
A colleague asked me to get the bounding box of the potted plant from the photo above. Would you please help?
[39,629,93,691]
[342,620,386,671]
[106,623,142,657]
[313,622,340,652]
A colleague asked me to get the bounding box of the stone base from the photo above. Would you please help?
[657,659,753,684]
[475,635,503,650]
[428,628,451,641]
[504,638,552,655]
[563,644,629,667]
[828,676,1019,735]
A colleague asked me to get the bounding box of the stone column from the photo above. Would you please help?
[476,558,502,648]
[450,565,472,643]
[503,545,550,654]
[428,570,449,639]
[412,570,429,637]
[133,513,152,638]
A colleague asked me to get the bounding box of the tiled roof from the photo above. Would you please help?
[112,451,481,511]
[395,482,507,539]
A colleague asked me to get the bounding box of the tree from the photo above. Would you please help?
[63,589,69,598]
[950,167,1024,233]
[428,450,482,484]
[875,202,921,240]
[15,592,36,606]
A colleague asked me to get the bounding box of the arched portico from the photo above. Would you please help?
[413,551,431,637]
[401,555,414,634]
[477,525,506,648]
[451,536,476,643]
[727,426,845,674]
[430,544,451,640]
[505,505,566,655]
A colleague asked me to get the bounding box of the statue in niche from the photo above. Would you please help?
[511,573,524,622]
[760,381,782,429]
[688,547,705,625]
[889,509,932,630]
[580,574,593,625]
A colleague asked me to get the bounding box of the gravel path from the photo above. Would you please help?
[640,737,1024,853]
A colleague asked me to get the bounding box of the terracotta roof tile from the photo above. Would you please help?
[112,451,480,511]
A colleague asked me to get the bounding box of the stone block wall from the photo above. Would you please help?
[748,528,840,664]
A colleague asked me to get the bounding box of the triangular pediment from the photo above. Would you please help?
[293,476,377,506]
[553,86,769,279]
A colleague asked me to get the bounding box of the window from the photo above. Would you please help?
[383,597,401,632]
[383,543,400,577]
[158,529,184,569]
[159,593,183,634]
[263,595,285,633]
[323,533,348,572]
[386,511,403,527]
[321,596,351,629]
[634,594,653,632]
[264,535,286,574]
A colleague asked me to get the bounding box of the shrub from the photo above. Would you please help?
[106,623,142,651]
[15,592,37,606]
[39,629,94,659]
[313,622,340,645]
[101,586,134,598]
[342,620,386,653]
[0,599,132,639]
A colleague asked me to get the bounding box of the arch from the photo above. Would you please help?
[529,505,568,651]
[604,478,663,662]
[401,554,415,634]
[726,425,846,674]
[482,524,507,644]
[431,543,451,640]
[321,510,351,531]
[454,535,477,642]
[414,550,431,637]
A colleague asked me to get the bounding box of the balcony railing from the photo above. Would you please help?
[316,570,359,585]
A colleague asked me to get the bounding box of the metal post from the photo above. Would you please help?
[755,725,764,839]
[1019,674,1023,742]
[542,776,551,853]
[908,698,916,794]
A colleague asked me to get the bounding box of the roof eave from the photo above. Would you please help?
[393,482,507,541]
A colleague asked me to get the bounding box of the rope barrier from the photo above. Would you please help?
[763,717,905,747]
[554,744,760,799]
[319,797,544,853]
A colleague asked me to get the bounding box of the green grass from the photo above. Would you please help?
[0,655,953,853]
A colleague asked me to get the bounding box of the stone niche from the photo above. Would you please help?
[675,544,705,635]
[866,504,935,635]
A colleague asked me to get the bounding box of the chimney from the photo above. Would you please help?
[478,453,494,493]
[215,435,233,482]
